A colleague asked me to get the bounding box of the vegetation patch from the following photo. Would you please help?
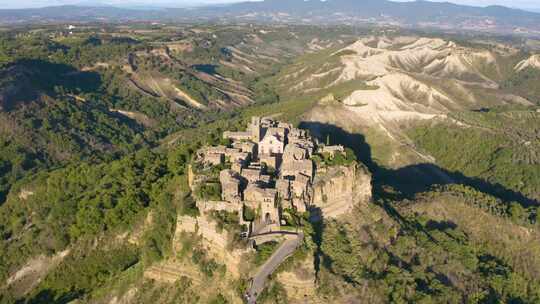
[191,248,225,278]
[312,148,357,168]
[27,244,140,303]
[408,109,540,203]
[332,49,357,57]
[254,241,280,266]
[502,66,540,103]
[195,182,222,201]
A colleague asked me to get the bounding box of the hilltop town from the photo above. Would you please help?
[3,15,540,304]
[193,116,346,236]
[165,116,374,302]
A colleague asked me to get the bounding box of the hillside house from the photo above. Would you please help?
[220,170,243,202]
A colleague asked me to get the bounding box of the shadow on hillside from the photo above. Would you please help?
[300,121,540,284]
[1,59,101,111]
[25,288,80,304]
[299,121,539,207]
[192,64,218,75]
[302,120,540,280]
[21,59,102,92]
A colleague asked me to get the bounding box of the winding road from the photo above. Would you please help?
[246,232,304,304]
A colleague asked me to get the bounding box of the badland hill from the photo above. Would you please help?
[0,24,540,304]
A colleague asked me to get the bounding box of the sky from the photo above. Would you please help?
[1,0,540,11]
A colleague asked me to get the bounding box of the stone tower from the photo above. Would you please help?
[250,116,262,142]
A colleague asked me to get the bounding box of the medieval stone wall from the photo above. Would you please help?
[196,200,242,214]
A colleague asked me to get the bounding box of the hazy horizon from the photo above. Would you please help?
[2,0,540,11]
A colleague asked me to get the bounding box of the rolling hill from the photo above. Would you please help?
[3,0,540,35]
[272,35,539,165]
[2,23,540,304]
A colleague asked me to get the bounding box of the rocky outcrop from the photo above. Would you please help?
[4,249,70,297]
[175,215,250,277]
[515,54,540,71]
[311,163,372,219]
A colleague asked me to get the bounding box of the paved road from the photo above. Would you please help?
[246,232,304,304]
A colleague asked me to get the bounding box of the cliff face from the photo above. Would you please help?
[175,214,250,277]
[311,162,372,219]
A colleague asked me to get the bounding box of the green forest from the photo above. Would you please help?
[409,108,540,203]
[1,24,540,304]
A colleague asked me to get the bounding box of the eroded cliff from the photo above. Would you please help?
[311,162,372,219]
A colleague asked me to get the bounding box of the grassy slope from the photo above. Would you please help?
[315,186,540,303]
[408,107,540,203]
[502,66,540,104]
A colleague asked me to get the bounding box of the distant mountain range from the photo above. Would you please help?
[2,0,540,35]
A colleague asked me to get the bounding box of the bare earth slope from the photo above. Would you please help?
[278,36,533,166]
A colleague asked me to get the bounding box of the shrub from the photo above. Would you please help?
[243,205,256,222]
[254,241,280,266]
[195,182,222,201]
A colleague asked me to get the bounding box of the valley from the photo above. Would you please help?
[0,20,540,304]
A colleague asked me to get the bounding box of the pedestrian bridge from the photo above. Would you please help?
[248,230,299,246]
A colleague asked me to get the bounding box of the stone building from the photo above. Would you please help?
[223,131,252,141]
[276,179,291,200]
[205,153,224,166]
[258,175,272,187]
[195,116,321,236]
[233,141,257,157]
[220,170,242,202]
[319,145,345,157]
[198,146,226,166]
[227,149,250,166]
[259,154,278,169]
[241,168,261,184]
[288,138,314,157]
[283,143,309,162]
[249,116,263,142]
[259,132,285,156]
[292,174,311,198]
[231,161,244,173]
[281,159,314,181]
[244,185,279,224]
